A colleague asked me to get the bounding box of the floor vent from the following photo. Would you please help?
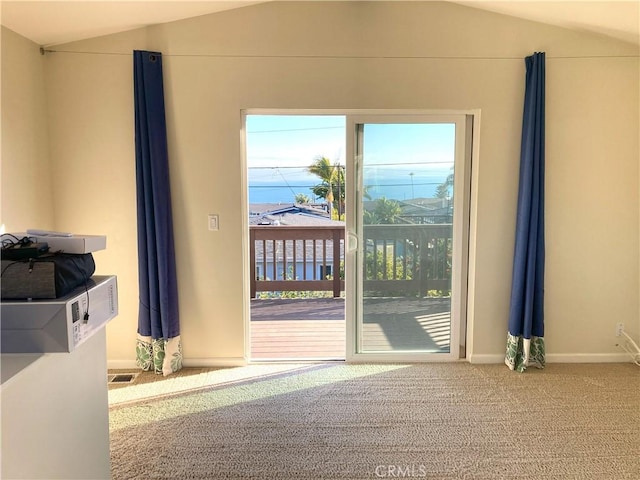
[107,373,138,384]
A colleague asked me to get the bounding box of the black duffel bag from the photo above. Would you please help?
[1,253,95,299]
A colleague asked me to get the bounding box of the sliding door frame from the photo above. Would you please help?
[241,109,479,364]
[344,111,475,363]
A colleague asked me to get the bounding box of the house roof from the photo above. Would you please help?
[249,203,344,226]
[250,203,344,264]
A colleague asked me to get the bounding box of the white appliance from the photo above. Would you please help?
[1,275,118,353]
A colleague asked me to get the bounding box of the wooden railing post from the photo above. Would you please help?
[250,227,257,298]
[418,231,429,297]
[332,228,342,297]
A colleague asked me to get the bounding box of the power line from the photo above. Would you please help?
[275,168,298,197]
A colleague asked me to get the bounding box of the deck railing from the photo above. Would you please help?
[363,224,452,296]
[250,225,345,298]
[250,224,452,298]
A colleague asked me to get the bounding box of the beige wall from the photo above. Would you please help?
[1,27,54,231]
[5,2,639,364]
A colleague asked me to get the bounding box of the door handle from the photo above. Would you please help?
[347,232,358,252]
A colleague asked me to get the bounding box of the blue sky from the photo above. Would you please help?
[362,123,455,167]
[246,115,345,182]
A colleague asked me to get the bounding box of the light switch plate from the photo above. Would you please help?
[208,214,219,231]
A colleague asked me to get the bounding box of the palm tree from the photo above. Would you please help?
[435,166,454,199]
[364,197,402,224]
[308,156,345,219]
[294,193,311,204]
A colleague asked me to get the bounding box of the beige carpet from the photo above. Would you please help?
[109,363,639,479]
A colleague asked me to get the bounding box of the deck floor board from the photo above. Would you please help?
[250,298,451,360]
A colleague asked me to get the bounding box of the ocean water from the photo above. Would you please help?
[248,171,451,204]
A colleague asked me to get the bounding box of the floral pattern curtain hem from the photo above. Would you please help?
[505,333,545,373]
[136,334,183,376]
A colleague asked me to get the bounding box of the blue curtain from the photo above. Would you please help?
[505,52,546,372]
[133,50,182,376]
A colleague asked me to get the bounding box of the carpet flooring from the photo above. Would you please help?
[109,363,639,479]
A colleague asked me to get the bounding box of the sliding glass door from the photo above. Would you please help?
[345,114,470,361]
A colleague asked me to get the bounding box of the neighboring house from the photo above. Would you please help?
[398,198,453,224]
[363,197,454,225]
[248,203,333,226]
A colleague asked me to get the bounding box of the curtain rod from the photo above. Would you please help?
[39,48,639,60]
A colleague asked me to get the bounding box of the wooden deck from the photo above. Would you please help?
[250,297,451,360]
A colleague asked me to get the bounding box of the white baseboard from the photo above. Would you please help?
[107,360,138,370]
[468,354,504,364]
[107,357,247,370]
[545,353,632,363]
[468,353,633,364]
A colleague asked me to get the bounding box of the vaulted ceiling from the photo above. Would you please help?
[1,1,638,48]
